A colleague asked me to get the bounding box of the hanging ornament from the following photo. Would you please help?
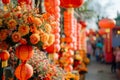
[15,44,34,61]
[15,63,33,80]
[2,0,10,5]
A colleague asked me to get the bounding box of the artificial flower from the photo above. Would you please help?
[12,32,21,42]
[47,34,55,45]
[0,19,3,26]
[19,38,27,44]
[30,33,40,44]
[0,41,9,50]
[0,29,8,41]
[40,33,49,43]
[44,23,52,33]
[4,12,11,18]
[33,17,42,26]
[7,19,17,29]
[18,24,30,36]
[27,15,34,24]
[30,25,37,33]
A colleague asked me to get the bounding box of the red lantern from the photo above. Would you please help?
[45,43,60,53]
[15,44,34,61]
[2,0,10,4]
[18,0,32,5]
[98,29,106,35]
[45,44,54,53]
[98,18,116,29]
[0,50,10,61]
[60,0,84,8]
[15,63,33,80]
[79,20,87,29]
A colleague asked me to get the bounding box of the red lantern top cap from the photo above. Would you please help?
[98,18,116,29]
[2,0,10,4]
[60,0,84,8]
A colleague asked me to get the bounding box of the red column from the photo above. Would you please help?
[104,29,113,63]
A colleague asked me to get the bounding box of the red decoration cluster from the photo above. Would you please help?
[44,0,61,53]
[60,0,84,8]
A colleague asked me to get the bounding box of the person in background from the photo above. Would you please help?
[87,40,93,60]
[111,47,116,73]
[95,47,100,62]
[115,46,120,80]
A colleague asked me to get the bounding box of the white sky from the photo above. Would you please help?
[87,0,120,30]
[89,0,120,19]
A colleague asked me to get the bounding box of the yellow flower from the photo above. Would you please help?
[0,19,3,26]
[7,19,17,29]
[44,23,52,33]
[12,32,21,42]
[0,29,8,41]
[47,34,55,45]
[39,29,44,35]
[18,24,30,36]
[30,33,40,44]
[40,33,49,43]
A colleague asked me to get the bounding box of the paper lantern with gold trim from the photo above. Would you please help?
[15,44,34,61]
[15,63,33,80]
[60,0,84,8]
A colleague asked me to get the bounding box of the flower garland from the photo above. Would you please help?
[0,1,55,50]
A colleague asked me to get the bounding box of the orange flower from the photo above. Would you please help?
[44,23,52,33]
[33,17,42,26]
[4,12,11,18]
[7,19,17,29]
[30,33,40,44]
[19,38,27,44]
[47,34,55,45]
[42,13,51,20]
[12,32,21,42]
[40,33,49,43]
[27,15,34,24]
[0,29,8,41]
[18,24,30,36]
[0,19,3,26]
[30,25,37,33]
[0,41,9,50]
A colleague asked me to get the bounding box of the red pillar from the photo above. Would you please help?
[104,29,113,63]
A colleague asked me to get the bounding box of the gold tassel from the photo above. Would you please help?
[2,60,8,68]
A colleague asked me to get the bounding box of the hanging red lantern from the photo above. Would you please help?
[15,44,34,61]
[45,43,60,53]
[98,18,116,29]
[15,63,33,80]
[98,29,106,35]
[2,0,10,4]
[79,20,87,29]
[0,50,10,61]
[18,0,32,5]
[60,0,84,8]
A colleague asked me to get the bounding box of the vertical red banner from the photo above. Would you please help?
[104,29,113,63]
